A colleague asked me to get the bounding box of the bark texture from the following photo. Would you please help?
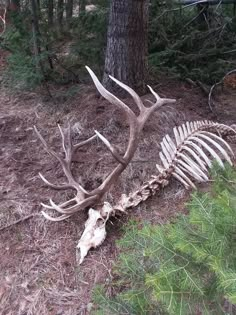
[48,0,54,27]
[66,0,73,22]
[57,0,64,31]
[103,0,149,95]
[79,0,86,15]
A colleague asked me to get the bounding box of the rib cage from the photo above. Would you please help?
[156,120,235,189]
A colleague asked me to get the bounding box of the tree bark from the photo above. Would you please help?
[5,0,20,24]
[66,0,73,22]
[48,0,54,27]
[102,0,149,95]
[36,0,41,15]
[7,0,20,12]
[79,0,86,15]
[57,0,64,32]
[31,0,42,65]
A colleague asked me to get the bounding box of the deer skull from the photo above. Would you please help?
[77,202,114,264]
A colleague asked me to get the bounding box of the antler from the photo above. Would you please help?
[34,124,98,221]
[36,66,176,221]
[85,67,176,198]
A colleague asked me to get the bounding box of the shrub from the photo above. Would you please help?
[148,1,236,84]
[92,164,236,314]
[1,11,47,89]
[69,6,108,78]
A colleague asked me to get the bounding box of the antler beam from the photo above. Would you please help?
[36,67,176,221]
[85,66,176,199]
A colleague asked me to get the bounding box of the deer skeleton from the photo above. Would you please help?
[35,67,235,264]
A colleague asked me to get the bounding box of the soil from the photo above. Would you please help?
[0,54,236,314]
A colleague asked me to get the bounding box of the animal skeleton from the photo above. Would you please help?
[35,67,235,264]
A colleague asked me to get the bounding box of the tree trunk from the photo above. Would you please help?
[31,0,41,63]
[102,0,149,95]
[79,0,86,15]
[5,0,20,24]
[36,0,41,14]
[7,0,20,12]
[48,0,54,27]
[66,0,73,22]
[57,0,64,32]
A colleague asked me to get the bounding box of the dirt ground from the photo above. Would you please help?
[0,62,236,314]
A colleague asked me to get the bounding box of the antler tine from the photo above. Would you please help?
[39,172,72,190]
[58,124,72,164]
[35,125,101,219]
[147,85,176,110]
[109,75,176,114]
[34,126,87,197]
[95,130,126,165]
[34,126,63,163]
[108,75,145,112]
[41,211,72,222]
[41,195,99,221]
[85,66,136,122]
[41,196,78,210]
[49,195,99,214]
[73,134,97,151]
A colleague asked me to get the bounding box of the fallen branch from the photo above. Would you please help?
[0,7,6,37]
[208,69,236,111]
[196,80,210,95]
[0,214,37,232]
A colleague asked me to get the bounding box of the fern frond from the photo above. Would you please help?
[157,121,235,188]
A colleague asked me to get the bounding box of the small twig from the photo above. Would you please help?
[186,78,197,86]
[196,80,209,95]
[155,0,211,20]
[222,49,236,55]
[52,56,80,83]
[0,214,38,232]
[219,175,236,185]
[0,7,6,37]
[183,6,205,28]
[208,83,218,112]
[215,0,223,11]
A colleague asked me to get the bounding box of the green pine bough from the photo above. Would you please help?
[92,164,236,315]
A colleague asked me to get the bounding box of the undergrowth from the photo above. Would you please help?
[92,164,236,314]
[148,2,236,84]
[69,6,108,79]
[1,1,235,90]
[0,11,43,89]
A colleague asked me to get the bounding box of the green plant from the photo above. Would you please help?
[4,51,44,89]
[92,164,236,314]
[1,11,48,89]
[148,1,236,84]
[70,7,108,77]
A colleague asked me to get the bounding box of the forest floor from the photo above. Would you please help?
[1,54,236,314]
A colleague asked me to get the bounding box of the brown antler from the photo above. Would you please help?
[36,67,176,221]
[34,124,98,221]
[85,67,176,198]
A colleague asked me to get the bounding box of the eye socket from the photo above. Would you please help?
[97,218,105,227]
